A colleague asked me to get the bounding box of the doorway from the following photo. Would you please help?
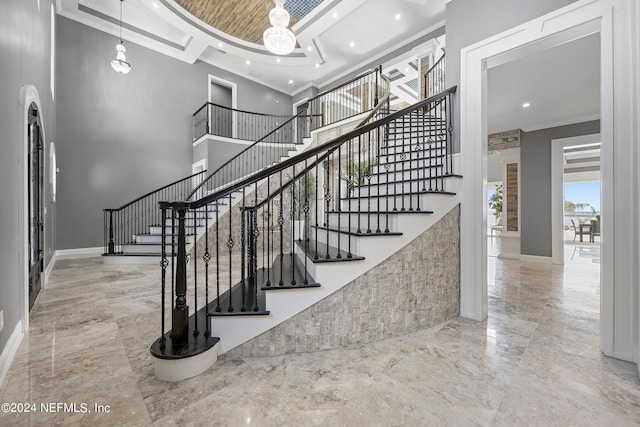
[27,103,44,311]
[208,75,237,139]
[459,1,629,359]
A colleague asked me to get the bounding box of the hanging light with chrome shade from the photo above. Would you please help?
[111,0,131,74]
[263,0,296,55]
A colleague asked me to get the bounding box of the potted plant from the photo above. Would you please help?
[341,160,372,197]
[488,183,503,223]
[290,172,315,240]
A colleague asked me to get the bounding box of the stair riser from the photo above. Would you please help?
[352,182,445,197]
[149,226,198,235]
[377,148,446,164]
[122,244,176,254]
[135,235,193,244]
[368,168,448,186]
[370,163,446,180]
[340,194,438,212]
[327,212,400,231]
[314,231,361,255]
[380,143,447,156]
[164,218,206,227]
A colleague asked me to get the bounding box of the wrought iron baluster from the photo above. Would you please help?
[314,155,319,260]
[193,206,199,337]
[215,201,221,312]
[227,194,234,312]
[241,188,247,312]
[279,171,284,286]
[266,176,271,287]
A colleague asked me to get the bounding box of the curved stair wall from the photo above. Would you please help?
[228,203,460,357]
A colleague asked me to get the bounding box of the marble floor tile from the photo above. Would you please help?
[1,240,639,426]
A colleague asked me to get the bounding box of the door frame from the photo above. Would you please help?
[208,75,238,139]
[551,133,601,264]
[19,85,48,332]
[458,0,633,359]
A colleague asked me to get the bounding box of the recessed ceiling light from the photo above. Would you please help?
[315,63,320,68]
[395,14,401,20]
[307,46,312,52]
[152,2,159,8]
[332,12,338,19]
[349,41,355,48]
[288,79,294,85]
[522,102,531,108]
[246,60,251,65]
[276,58,281,63]
[404,67,409,73]
[218,42,223,48]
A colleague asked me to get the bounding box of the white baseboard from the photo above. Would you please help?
[520,254,553,264]
[55,247,103,260]
[44,251,57,288]
[0,321,24,390]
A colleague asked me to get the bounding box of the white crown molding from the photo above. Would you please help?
[520,112,601,132]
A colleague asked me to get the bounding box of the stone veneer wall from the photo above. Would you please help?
[228,204,460,357]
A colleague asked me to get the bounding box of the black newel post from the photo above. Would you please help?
[170,202,190,345]
[107,210,115,254]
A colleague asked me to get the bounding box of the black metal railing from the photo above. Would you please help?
[423,52,445,99]
[187,108,313,202]
[103,170,207,255]
[193,103,297,142]
[151,84,458,357]
[308,66,385,131]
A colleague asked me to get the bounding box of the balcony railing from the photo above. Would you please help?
[193,103,297,143]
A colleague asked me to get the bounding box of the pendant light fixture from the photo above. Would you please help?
[263,0,296,55]
[111,0,131,74]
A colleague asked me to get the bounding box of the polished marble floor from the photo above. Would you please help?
[1,238,638,426]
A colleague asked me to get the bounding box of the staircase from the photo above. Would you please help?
[149,85,460,380]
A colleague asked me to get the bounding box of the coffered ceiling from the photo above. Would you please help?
[56,0,447,95]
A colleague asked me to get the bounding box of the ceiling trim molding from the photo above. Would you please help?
[520,112,601,132]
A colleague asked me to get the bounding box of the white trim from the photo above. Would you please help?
[0,322,23,389]
[154,341,220,382]
[55,247,103,260]
[520,112,601,132]
[192,158,207,174]
[44,251,57,285]
[551,134,601,265]
[459,1,615,328]
[520,254,553,264]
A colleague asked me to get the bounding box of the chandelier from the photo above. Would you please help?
[111,0,131,74]
[263,0,296,55]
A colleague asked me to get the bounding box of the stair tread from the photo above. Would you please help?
[327,209,433,215]
[208,254,319,316]
[344,189,457,200]
[296,239,365,263]
[261,254,320,290]
[311,225,402,237]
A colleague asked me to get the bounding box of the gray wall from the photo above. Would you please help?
[0,0,56,360]
[445,0,578,151]
[520,120,600,257]
[56,17,293,249]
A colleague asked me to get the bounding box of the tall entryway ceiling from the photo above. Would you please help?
[174,0,326,44]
